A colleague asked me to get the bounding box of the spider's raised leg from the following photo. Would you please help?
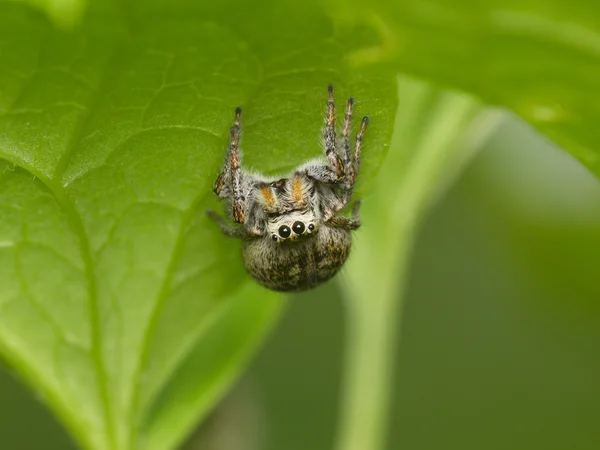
[338,96,356,206]
[213,107,246,223]
[228,111,246,224]
[213,107,240,198]
[353,116,369,182]
[340,114,369,205]
[340,96,354,178]
[306,85,345,184]
[324,84,345,179]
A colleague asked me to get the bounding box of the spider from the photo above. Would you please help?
[207,85,368,292]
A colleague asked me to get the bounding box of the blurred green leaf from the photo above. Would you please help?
[0,1,397,449]
[336,75,495,450]
[11,0,86,28]
[326,0,600,176]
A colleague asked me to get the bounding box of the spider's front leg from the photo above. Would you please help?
[352,115,369,185]
[306,85,345,184]
[213,107,239,198]
[211,107,266,238]
[206,205,265,240]
[213,106,245,223]
[339,102,369,205]
[340,97,369,186]
[206,210,249,238]
[326,200,361,230]
[340,95,354,177]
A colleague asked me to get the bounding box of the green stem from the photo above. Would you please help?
[335,75,496,450]
[336,231,413,450]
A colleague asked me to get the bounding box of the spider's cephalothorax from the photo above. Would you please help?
[208,85,368,292]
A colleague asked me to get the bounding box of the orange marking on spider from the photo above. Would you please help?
[291,175,304,203]
[260,186,275,208]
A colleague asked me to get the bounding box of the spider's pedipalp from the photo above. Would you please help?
[212,171,228,197]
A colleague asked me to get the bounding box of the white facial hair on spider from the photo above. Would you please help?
[207,85,369,292]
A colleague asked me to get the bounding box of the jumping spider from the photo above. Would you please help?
[208,85,368,292]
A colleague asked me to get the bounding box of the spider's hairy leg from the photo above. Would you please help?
[326,200,361,230]
[340,115,369,205]
[323,84,344,180]
[326,215,360,230]
[305,164,345,184]
[206,210,249,238]
[306,86,350,184]
[213,107,242,198]
[317,184,346,221]
[227,107,245,224]
[353,116,369,179]
[341,96,354,175]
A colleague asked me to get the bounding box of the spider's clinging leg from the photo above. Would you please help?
[305,165,346,184]
[353,116,369,181]
[339,114,369,205]
[341,96,354,173]
[206,210,249,238]
[228,107,245,224]
[213,107,242,199]
[326,201,361,230]
[323,84,344,180]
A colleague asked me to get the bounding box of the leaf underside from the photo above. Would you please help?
[0,1,397,449]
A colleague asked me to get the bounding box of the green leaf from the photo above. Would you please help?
[328,0,600,177]
[11,0,86,28]
[0,1,397,449]
[3,0,599,448]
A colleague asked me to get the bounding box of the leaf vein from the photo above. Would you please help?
[127,190,211,446]
[54,47,124,181]
[0,151,115,449]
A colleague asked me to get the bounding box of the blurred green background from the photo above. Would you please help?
[2,112,599,449]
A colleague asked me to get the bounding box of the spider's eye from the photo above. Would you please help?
[292,221,305,234]
[271,178,286,189]
[272,234,278,241]
[308,224,315,231]
[278,225,291,238]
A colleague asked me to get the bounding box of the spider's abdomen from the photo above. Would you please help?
[242,226,351,292]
